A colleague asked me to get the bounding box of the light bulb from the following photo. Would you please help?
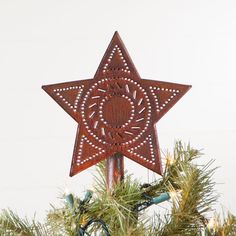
[207,217,217,230]
[166,154,175,167]
[64,187,70,195]
[169,190,182,200]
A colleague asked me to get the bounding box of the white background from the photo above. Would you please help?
[0,0,236,220]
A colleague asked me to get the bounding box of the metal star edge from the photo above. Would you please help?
[42,31,191,177]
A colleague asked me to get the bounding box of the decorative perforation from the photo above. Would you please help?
[103,45,131,73]
[76,135,105,166]
[127,134,155,165]
[149,86,180,111]
[53,86,84,112]
[81,78,151,146]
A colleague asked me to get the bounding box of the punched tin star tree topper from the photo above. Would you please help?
[42,31,191,179]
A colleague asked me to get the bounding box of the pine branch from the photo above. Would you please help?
[0,209,49,236]
[0,141,234,236]
[86,163,147,236]
[220,213,236,235]
[210,213,236,236]
[157,143,218,235]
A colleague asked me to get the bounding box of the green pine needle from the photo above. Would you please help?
[0,209,49,236]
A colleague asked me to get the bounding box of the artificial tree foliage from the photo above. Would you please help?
[1,142,235,236]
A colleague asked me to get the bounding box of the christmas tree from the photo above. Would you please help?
[1,142,236,235]
[1,32,235,235]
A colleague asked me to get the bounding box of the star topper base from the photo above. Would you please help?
[106,153,124,190]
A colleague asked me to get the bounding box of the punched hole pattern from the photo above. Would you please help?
[127,134,156,165]
[53,85,84,112]
[76,135,105,166]
[149,86,180,111]
[103,45,131,74]
[80,78,152,146]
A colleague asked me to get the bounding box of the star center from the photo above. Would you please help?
[102,95,132,128]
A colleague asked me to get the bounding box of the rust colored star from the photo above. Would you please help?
[42,31,191,177]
